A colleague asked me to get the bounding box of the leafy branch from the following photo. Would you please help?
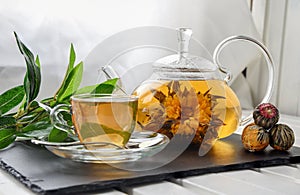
[0,32,118,149]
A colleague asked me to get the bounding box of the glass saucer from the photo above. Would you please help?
[31,131,169,164]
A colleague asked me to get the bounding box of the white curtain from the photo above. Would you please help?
[0,0,261,109]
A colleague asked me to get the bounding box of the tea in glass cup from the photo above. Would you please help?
[51,94,138,148]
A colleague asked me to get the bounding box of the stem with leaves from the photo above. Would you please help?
[0,32,118,149]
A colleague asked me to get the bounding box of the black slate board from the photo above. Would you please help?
[1,133,300,195]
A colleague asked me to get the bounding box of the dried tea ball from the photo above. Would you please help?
[253,103,279,129]
[242,123,269,152]
[269,124,295,151]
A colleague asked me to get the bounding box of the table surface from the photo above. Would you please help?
[1,112,300,195]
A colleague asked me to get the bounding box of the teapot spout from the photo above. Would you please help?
[101,65,127,95]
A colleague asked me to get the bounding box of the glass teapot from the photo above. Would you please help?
[102,28,274,151]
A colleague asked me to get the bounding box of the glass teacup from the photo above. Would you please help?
[51,94,138,148]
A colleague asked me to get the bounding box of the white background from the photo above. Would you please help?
[1,0,299,116]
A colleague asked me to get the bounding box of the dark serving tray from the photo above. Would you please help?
[1,133,300,195]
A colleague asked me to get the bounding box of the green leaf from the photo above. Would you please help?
[0,85,25,115]
[0,129,17,149]
[18,129,51,140]
[35,55,41,67]
[93,78,118,94]
[68,44,76,71]
[54,44,76,98]
[14,32,41,107]
[48,127,68,142]
[21,120,53,133]
[56,62,83,102]
[22,74,30,109]
[0,116,16,129]
[75,84,98,95]
[99,78,118,86]
[17,120,53,140]
[74,78,118,95]
[80,122,131,145]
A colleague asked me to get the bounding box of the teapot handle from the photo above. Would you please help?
[213,35,275,125]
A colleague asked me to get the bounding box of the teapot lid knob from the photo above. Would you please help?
[177,28,192,59]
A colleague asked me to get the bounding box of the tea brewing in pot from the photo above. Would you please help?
[103,28,274,154]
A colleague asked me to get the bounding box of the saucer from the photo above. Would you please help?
[31,131,169,163]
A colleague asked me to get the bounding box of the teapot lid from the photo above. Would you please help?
[153,28,219,80]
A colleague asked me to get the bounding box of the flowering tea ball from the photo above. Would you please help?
[269,124,295,151]
[242,123,269,152]
[253,103,279,129]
